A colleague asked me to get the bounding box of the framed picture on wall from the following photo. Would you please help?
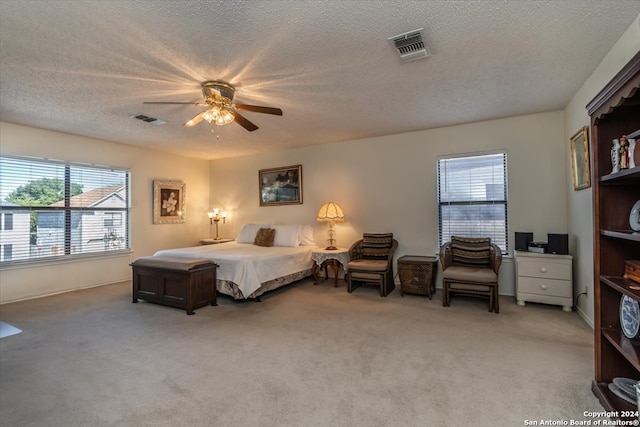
[570,126,591,191]
[153,180,186,223]
[258,164,302,206]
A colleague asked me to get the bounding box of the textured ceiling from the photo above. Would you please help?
[1,1,639,160]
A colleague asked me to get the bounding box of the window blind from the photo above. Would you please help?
[0,156,130,264]
[437,152,508,253]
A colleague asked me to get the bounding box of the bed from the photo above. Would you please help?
[153,224,315,300]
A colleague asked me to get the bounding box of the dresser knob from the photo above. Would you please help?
[541,284,548,290]
[541,267,547,273]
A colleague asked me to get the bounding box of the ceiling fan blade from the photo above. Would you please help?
[183,110,208,127]
[143,101,203,105]
[232,111,259,132]
[235,104,283,116]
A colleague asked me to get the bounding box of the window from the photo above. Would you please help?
[437,152,508,253]
[3,244,12,261]
[0,156,130,264]
[104,213,122,228]
[2,213,13,230]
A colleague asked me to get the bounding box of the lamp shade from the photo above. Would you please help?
[316,202,345,222]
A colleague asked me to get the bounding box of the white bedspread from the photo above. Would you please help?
[154,242,313,298]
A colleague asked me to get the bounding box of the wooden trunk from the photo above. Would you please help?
[131,256,218,315]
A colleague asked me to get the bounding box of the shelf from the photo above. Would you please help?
[592,381,636,416]
[603,328,640,371]
[601,230,640,242]
[602,276,640,298]
[600,166,640,184]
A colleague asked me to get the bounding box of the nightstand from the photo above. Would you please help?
[311,247,349,286]
[200,238,234,245]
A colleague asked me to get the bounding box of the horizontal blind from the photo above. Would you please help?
[0,156,130,264]
[437,152,508,252]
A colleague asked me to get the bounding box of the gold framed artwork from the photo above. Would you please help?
[153,180,185,224]
[258,164,302,206]
[570,126,591,191]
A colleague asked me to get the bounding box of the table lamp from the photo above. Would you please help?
[316,202,345,250]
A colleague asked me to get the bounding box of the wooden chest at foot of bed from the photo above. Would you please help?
[131,256,218,315]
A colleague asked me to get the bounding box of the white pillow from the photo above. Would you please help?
[236,223,271,244]
[272,224,301,247]
[299,225,316,246]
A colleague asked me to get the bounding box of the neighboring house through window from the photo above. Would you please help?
[437,152,508,253]
[0,156,130,264]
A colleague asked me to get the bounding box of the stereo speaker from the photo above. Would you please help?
[515,232,534,252]
[547,233,569,255]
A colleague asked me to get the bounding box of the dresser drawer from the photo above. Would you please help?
[517,277,572,298]
[517,260,571,281]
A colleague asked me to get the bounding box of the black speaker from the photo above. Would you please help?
[547,233,569,255]
[515,232,534,251]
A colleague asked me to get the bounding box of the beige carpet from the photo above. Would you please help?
[0,278,602,426]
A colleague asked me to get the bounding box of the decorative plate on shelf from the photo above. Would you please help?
[630,199,640,232]
[608,382,637,405]
[620,295,640,339]
[612,377,639,401]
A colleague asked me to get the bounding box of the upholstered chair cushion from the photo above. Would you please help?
[361,233,394,258]
[450,236,492,266]
[348,259,389,272]
[441,265,497,283]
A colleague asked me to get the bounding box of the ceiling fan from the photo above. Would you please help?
[143,80,283,132]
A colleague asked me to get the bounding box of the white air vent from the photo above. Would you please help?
[388,28,431,63]
[132,114,166,125]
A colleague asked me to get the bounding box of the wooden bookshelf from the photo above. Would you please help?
[587,51,640,419]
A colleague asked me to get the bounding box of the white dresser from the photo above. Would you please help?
[515,251,573,312]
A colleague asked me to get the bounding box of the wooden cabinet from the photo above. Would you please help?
[588,51,640,417]
[515,251,573,312]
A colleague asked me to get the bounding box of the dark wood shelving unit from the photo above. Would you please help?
[588,51,640,419]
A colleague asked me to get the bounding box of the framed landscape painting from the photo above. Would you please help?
[258,165,302,206]
[153,180,185,223]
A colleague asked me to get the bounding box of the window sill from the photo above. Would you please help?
[0,249,132,271]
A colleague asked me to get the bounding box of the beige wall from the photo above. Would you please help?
[564,15,640,326]
[0,122,210,303]
[2,16,636,311]
[210,111,568,297]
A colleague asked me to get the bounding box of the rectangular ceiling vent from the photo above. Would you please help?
[388,28,431,63]
[132,114,166,126]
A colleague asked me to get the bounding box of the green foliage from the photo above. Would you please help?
[6,178,83,206]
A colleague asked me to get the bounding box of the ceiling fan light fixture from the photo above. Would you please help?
[203,106,235,126]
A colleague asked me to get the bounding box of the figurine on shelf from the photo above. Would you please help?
[611,138,620,174]
[619,135,630,170]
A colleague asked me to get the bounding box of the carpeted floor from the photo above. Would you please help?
[0,278,602,426]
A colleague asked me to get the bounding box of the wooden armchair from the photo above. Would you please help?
[347,233,398,297]
[440,236,502,313]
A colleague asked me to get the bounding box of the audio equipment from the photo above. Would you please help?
[515,232,534,252]
[547,233,569,255]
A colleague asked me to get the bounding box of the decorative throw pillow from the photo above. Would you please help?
[450,236,491,266]
[236,223,270,244]
[361,233,393,258]
[254,227,276,247]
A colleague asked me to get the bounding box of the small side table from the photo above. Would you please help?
[398,255,438,299]
[200,238,234,245]
[311,248,349,287]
